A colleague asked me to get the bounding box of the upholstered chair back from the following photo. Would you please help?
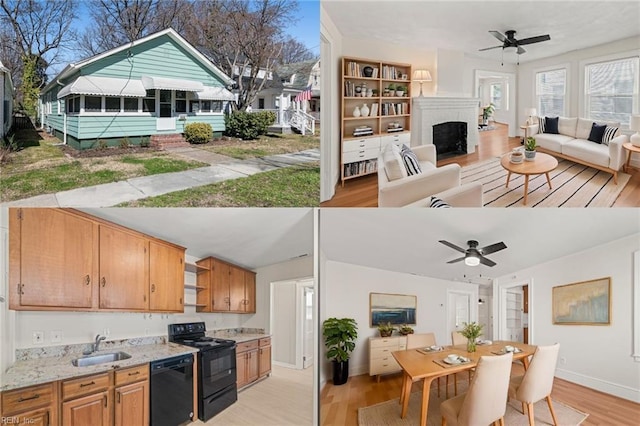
[406,333,436,349]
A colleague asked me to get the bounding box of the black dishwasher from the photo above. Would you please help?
[150,353,194,426]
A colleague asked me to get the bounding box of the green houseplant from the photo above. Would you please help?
[482,103,495,125]
[524,136,537,161]
[460,322,484,353]
[377,322,395,337]
[322,317,358,385]
[398,324,414,335]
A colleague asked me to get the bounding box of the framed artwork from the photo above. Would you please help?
[370,293,417,326]
[552,277,611,325]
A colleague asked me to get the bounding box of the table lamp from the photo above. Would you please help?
[630,115,640,147]
[413,69,432,97]
[525,108,537,125]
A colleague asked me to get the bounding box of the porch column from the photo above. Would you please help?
[279,93,285,125]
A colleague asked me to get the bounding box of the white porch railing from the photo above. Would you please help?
[289,109,315,135]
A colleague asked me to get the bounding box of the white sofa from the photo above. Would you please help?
[377,144,483,207]
[526,117,628,184]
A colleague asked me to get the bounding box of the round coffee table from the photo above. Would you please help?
[623,142,640,173]
[500,152,558,205]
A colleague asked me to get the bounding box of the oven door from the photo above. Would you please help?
[199,345,237,398]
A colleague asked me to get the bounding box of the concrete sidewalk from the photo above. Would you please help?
[3,148,320,207]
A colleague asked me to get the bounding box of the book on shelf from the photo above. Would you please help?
[370,103,378,117]
[343,159,378,177]
[386,127,404,133]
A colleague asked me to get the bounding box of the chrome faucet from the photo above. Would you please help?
[84,334,107,355]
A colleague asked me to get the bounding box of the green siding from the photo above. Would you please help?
[82,36,226,87]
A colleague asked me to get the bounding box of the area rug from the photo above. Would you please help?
[478,125,496,132]
[358,390,588,426]
[461,157,631,207]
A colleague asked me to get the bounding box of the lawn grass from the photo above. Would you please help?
[203,132,319,160]
[120,156,202,175]
[120,163,320,207]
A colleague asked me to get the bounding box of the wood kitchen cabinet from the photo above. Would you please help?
[258,337,272,378]
[114,365,149,426]
[8,208,185,313]
[236,340,259,389]
[0,382,58,426]
[196,257,256,313]
[62,391,110,426]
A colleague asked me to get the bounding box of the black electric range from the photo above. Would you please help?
[168,322,237,422]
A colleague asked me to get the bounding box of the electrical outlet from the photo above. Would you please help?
[33,331,44,344]
[50,330,62,343]
[560,357,566,365]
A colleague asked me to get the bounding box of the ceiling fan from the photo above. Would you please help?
[439,239,507,267]
[479,30,551,56]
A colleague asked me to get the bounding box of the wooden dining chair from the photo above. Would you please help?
[441,352,514,426]
[508,343,560,426]
[405,333,451,398]
[451,331,473,383]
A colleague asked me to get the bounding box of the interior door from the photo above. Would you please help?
[303,286,314,369]
[448,292,471,340]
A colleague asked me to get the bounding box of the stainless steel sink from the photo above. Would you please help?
[72,351,131,367]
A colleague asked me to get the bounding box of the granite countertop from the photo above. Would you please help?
[208,331,271,343]
[1,342,198,392]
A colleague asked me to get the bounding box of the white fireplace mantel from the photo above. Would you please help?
[411,97,481,154]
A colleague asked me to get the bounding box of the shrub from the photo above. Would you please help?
[224,111,276,140]
[184,122,213,144]
[140,137,150,148]
[97,139,108,150]
[119,137,131,149]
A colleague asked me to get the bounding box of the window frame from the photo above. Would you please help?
[534,64,569,118]
[490,83,502,110]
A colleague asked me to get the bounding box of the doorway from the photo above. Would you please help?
[474,70,517,137]
[157,89,176,130]
[496,279,531,343]
[446,290,477,344]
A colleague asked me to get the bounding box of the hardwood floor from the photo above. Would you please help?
[321,123,640,207]
[320,363,640,425]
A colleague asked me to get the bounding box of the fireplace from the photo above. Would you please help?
[433,121,467,160]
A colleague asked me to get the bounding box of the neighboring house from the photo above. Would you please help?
[40,28,235,150]
[0,60,13,138]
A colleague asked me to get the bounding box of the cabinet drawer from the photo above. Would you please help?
[371,347,398,358]
[1,383,54,415]
[370,357,400,375]
[380,132,411,149]
[259,337,271,347]
[343,137,380,153]
[370,337,400,349]
[343,148,379,163]
[115,364,148,386]
[62,372,110,400]
[237,340,259,353]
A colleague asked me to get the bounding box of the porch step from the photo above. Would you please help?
[150,134,191,150]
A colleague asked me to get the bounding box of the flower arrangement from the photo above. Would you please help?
[377,322,395,337]
[460,322,483,352]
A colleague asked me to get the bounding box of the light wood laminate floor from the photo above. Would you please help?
[321,123,640,207]
[320,363,640,425]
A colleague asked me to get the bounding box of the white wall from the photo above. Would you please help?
[271,280,297,366]
[495,233,640,403]
[320,260,478,383]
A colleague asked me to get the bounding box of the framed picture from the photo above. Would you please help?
[552,277,611,325]
[370,293,417,326]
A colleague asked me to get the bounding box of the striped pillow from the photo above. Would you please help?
[429,196,451,208]
[602,126,618,145]
[538,116,546,134]
[400,144,422,175]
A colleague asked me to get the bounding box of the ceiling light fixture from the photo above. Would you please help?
[465,254,480,266]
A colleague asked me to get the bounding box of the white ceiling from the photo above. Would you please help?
[81,208,314,270]
[319,209,640,284]
[322,0,640,64]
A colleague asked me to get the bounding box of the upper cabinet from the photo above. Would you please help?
[196,257,256,314]
[8,208,185,313]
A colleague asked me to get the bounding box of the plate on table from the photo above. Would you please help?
[442,356,470,365]
[423,345,443,352]
[494,347,522,355]
[477,340,493,345]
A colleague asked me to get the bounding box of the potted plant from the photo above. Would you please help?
[386,84,395,96]
[398,324,414,335]
[460,322,483,353]
[482,103,495,125]
[396,85,407,97]
[377,322,395,337]
[322,317,358,385]
[525,136,537,161]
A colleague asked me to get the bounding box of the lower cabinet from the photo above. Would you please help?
[114,381,148,426]
[369,336,407,380]
[62,390,110,426]
[0,382,57,426]
[258,337,272,378]
[236,337,271,389]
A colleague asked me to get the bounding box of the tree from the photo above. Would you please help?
[278,37,315,65]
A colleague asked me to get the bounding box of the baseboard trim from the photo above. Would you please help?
[273,360,297,369]
[555,368,640,403]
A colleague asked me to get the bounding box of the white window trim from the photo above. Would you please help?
[633,250,640,362]
[533,63,570,117]
[579,49,640,129]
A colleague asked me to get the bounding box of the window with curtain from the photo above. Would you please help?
[536,68,566,117]
[585,56,639,126]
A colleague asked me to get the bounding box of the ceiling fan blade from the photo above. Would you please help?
[479,242,507,255]
[489,30,507,43]
[479,256,497,267]
[447,256,466,264]
[478,45,503,52]
[439,240,467,254]
[517,46,526,55]
[517,34,551,46]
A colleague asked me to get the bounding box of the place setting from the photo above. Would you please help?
[416,345,444,355]
[433,353,472,368]
[492,344,523,355]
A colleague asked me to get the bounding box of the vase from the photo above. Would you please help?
[332,360,349,385]
[467,338,477,353]
[361,103,370,117]
[353,106,361,117]
[367,89,373,97]
[525,150,536,161]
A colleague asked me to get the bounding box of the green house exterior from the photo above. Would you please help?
[40,28,235,150]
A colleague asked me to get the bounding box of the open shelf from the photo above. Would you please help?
[185,262,209,273]
[184,303,207,308]
[184,284,206,291]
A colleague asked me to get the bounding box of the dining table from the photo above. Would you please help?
[392,340,537,426]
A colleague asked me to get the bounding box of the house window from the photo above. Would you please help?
[58,100,64,115]
[175,90,187,113]
[67,96,80,114]
[189,100,200,113]
[536,68,566,117]
[105,97,120,112]
[85,96,102,112]
[212,101,222,112]
[143,89,156,113]
[585,56,639,126]
[258,98,265,109]
[490,83,502,110]
[201,100,211,112]
[123,97,138,112]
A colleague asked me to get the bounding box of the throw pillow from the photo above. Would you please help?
[382,143,407,181]
[400,144,422,176]
[429,196,451,208]
[587,123,607,143]
[538,116,546,134]
[544,116,559,134]
[601,126,618,146]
